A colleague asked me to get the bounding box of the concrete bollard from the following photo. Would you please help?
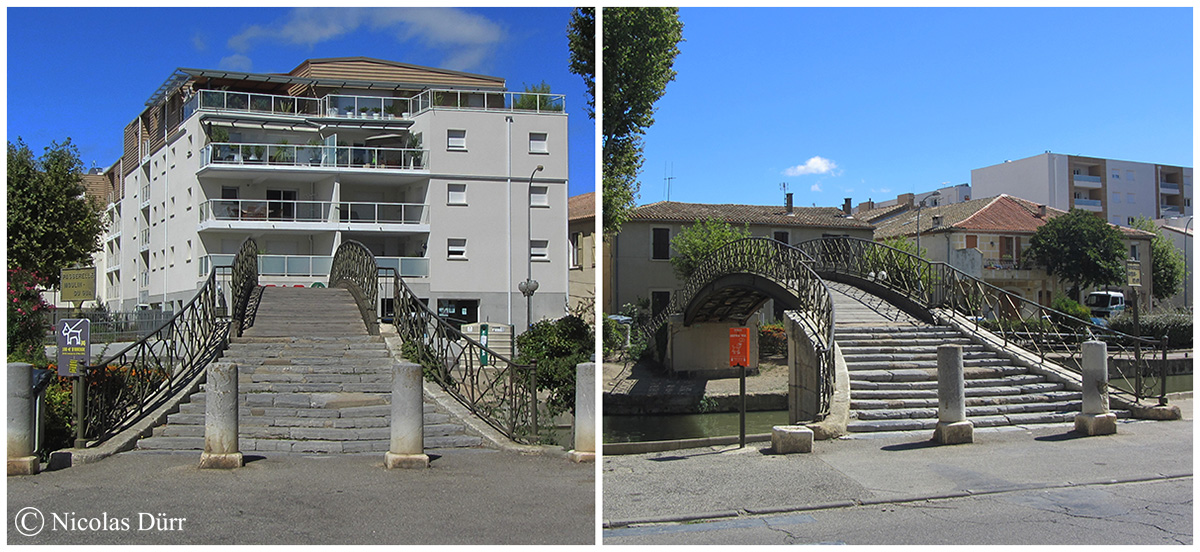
[385,362,428,469]
[8,363,39,475]
[569,363,596,463]
[933,344,973,445]
[771,425,814,454]
[1075,340,1117,435]
[199,362,243,469]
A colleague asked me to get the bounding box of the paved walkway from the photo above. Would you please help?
[603,395,1192,544]
[8,447,594,545]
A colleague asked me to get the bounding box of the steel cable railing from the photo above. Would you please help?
[794,236,1169,405]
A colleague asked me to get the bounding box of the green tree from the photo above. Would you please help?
[8,138,105,288]
[1026,209,1126,300]
[598,7,684,235]
[1130,216,1185,302]
[515,315,593,419]
[669,218,751,279]
[567,7,595,119]
[512,81,563,112]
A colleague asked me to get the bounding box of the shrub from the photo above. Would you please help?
[602,316,627,359]
[8,267,53,363]
[758,322,786,357]
[1108,312,1192,349]
[516,315,593,418]
[1050,294,1092,332]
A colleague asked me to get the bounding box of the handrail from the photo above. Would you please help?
[636,237,836,421]
[329,240,379,335]
[392,272,539,443]
[80,269,227,445]
[230,237,259,338]
[793,236,1169,405]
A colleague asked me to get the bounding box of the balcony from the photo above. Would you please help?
[200,142,428,172]
[1160,181,1181,195]
[1161,204,1183,216]
[139,184,150,208]
[198,199,428,231]
[138,227,150,252]
[199,254,429,279]
[1073,198,1103,211]
[412,89,565,115]
[1073,174,1102,189]
[185,90,413,121]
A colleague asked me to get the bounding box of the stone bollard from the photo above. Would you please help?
[568,363,596,463]
[933,344,973,445]
[8,363,39,475]
[771,425,814,454]
[199,362,243,469]
[385,362,428,469]
[1075,341,1117,436]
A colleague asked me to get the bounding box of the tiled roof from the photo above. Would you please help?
[874,194,1154,240]
[854,202,910,224]
[628,201,873,230]
[568,192,595,222]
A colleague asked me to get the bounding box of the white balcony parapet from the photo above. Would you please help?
[199,254,428,279]
[338,202,429,225]
[1160,181,1181,194]
[200,142,428,172]
[411,89,565,115]
[1073,174,1102,188]
[198,199,429,227]
[1074,198,1102,208]
[185,89,414,121]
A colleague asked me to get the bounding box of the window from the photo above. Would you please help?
[1111,170,1120,180]
[651,291,671,318]
[529,132,548,154]
[1111,192,1121,204]
[186,187,193,210]
[447,129,466,150]
[1130,244,1140,261]
[1126,170,1135,182]
[530,186,549,207]
[1127,217,1137,226]
[569,232,581,268]
[965,235,978,249]
[447,184,467,205]
[221,186,239,199]
[773,230,790,244]
[1127,193,1135,204]
[186,240,192,263]
[447,238,467,259]
[651,228,670,260]
[530,239,549,261]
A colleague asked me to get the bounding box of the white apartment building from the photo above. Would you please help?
[972,152,1192,227]
[98,57,569,331]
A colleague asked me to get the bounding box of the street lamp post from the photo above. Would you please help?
[520,165,544,330]
[915,190,941,258]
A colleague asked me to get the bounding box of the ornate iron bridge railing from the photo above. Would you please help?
[637,237,836,421]
[794,236,1169,405]
[392,274,539,443]
[329,240,380,335]
[229,236,259,337]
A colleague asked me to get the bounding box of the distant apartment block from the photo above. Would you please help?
[972,152,1192,227]
[96,57,569,331]
[852,183,972,216]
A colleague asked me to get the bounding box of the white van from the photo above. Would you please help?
[1085,291,1125,318]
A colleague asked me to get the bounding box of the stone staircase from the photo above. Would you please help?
[137,286,482,453]
[827,282,1120,434]
[838,324,1101,433]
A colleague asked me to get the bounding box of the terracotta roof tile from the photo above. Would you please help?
[568,192,595,222]
[874,194,1154,240]
[628,201,873,230]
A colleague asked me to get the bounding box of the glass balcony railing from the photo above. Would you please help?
[339,202,429,225]
[1073,174,1102,183]
[185,90,324,120]
[199,199,333,223]
[199,255,428,278]
[200,142,427,171]
[411,89,565,114]
[1160,181,1181,193]
[1074,198,1102,207]
[1161,204,1183,215]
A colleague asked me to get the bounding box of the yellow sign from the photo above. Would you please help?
[60,267,96,302]
[1126,260,1142,288]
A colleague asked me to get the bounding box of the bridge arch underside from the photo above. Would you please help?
[682,274,803,326]
[812,270,937,325]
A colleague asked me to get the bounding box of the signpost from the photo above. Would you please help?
[730,327,750,449]
[479,324,490,366]
[56,319,91,448]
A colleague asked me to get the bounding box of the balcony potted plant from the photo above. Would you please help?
[249,145,265,163]
[306,137,322,165]
[360,107,370,119]
[251,96,271,112]
[271,140,294,164]
[405,133,423,169]
[371,107,382,119]
[277,98,295,114]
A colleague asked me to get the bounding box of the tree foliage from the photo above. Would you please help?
[598,7,683,235]
[1026,210,1125,299]
[8,138,105,288]
[567,7,595,119]
[1130,216,1185,302]
[669,218,751,279]
[512,81,563,112]
[515,315,593,418]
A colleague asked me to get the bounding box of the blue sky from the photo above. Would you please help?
[637,7,1192,208]
[6,7,595,196]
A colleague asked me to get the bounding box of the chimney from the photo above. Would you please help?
[843,198,852,216]
[931,215,943,228]
[898,193,915,208]
[785,192,794,214]
[1038,204,1047,218]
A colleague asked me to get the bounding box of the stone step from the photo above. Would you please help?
[841,350,999,363]
[187,391,392,410]
[851,381,1066,400]
[174,402,441,418]
[852,400,1083,421]
[152,422,465,440]
[231,335,383,345]
[851,390,1082,411]
[845,358,1013,371]
[837,337,976,348]
[137,433,483,453]
[220,382,395,394]
[846,364,1027,382]
[845,410,1131,433]
[236,372,392,384]
[850,374,1048,391]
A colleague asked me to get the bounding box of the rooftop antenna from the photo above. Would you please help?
[664,162,675,202]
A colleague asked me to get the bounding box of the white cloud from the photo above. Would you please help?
[227,8,505,72]
[219,54,253,72]
[784,156,839,177]
[810,183,823,192]
[191,32,208,52]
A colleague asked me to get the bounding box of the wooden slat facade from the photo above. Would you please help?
[290,58,505,89]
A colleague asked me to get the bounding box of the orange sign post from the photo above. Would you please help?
[730,327,750,448]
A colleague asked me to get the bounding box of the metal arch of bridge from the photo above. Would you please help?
[637,237,836,421]
[793,236,1170,406]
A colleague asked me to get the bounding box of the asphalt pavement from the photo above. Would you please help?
[603,394,1193,545]
[8,447,595,545]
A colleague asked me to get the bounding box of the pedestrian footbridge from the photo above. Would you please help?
[637,236,1178,436]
